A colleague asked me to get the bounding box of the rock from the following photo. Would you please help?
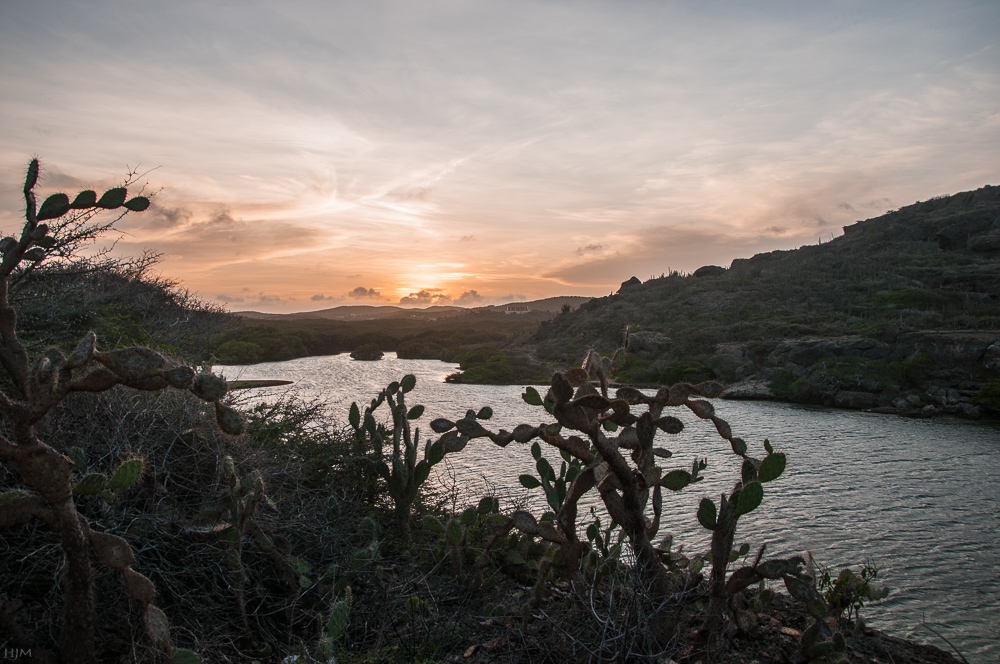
[618,276,642,292]
[984,342,1000,371]
[834,390,878,410]
[956,403,982,419]
[892,397,910,409]
[721,379,774,400]
[878,385,902,406]
[770,336,892,367]
[896,331,999,365]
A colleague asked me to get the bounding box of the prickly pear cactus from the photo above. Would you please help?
[348,375,480,540]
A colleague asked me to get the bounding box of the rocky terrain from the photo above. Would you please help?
[526,185,1000,418]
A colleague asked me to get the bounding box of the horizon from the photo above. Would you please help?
[2,1,998,313]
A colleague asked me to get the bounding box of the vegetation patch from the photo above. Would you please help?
[444,346,548,384]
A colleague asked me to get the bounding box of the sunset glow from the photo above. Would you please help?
[2,1,998,312]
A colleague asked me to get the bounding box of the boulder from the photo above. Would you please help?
[983,342,1000,371]
[721,379,774,400]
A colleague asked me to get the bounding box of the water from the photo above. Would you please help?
[220,353,1000,661]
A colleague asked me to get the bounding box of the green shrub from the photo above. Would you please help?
[972,380,1000,415]
[661,358,714,385]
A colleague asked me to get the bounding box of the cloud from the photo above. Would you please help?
[541,226,806,287]
[399,289,451,306]
[763,226,786,234]
[217,292,293,306]
[575,243,607,255]
[347,286,386,301]
[145,204,193,228]
[456,289,483,305]
[385,186,429,201]
[311,293,335,301]
[460,235,475,242]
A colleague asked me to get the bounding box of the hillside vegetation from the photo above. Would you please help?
[528,186,1000,416]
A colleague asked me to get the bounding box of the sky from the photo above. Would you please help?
[1,1,998,312]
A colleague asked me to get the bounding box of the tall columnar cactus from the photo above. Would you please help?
[0,160,284,664]
[348,375,476,540]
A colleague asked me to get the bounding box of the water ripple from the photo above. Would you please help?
[221,354,1000,662]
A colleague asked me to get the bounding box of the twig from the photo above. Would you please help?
[918,619,970,664]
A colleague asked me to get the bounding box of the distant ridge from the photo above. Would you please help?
[236,296,592,321]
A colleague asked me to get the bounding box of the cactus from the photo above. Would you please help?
[347,374,477,540]
[423,496,499,579]
[696,438,788,644]
[0,159,286,663]
[71,457,143,500]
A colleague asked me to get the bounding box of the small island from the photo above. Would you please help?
[350,343,384,360]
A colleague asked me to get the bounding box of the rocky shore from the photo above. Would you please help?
[717,330,999,420]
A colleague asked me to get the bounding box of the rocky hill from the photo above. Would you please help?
[526,185,1000,418]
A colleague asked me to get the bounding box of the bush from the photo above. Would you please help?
[972,380,1000,415]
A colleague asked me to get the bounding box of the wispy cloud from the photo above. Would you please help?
[1,0,997,311]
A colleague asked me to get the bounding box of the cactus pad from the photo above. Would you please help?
[91,531,136,569]
[36,193,71,221]
[25,159,39,189]
[215,402,244,435]
[422,515,446,533]
[734,481,763,516]
[430,418,454,433]
[697,498,718,530]
[73,473,108,496]
[758,452,786,483]
[70,190,98,209]
[122,567,156,604]
[124,196,150,211]
[96,187,128,209]
[661,470,692,491]
[23,248,45,262]
[96,347,167,381]
[191,372,228,402]
[163,365,195,389]
[106,459,143,490]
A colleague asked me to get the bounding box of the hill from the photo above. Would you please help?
[526,185,1000,417]
[234,295,591,321]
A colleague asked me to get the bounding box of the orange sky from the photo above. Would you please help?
[2,1,998,312]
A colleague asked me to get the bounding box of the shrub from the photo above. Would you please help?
[972,380,1000,415]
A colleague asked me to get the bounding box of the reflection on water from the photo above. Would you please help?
[220,353,1000,661]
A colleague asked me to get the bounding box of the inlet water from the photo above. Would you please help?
[220,353,999,662]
